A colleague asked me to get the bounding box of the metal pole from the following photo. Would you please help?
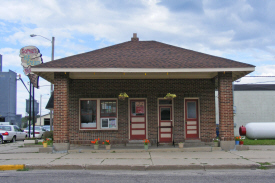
[28,82,32,138]
[50,37,55,131]
[40,94,42,126]
[32,85,35,138]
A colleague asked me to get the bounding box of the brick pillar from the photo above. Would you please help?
[218,72,234,143]
[53,73,70,150]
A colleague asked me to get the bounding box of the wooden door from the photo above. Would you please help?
[159,106,172,142]
[130,100,146,140]
[185,99,199,139]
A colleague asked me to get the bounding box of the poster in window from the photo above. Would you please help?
[135,102,144,114]
[101,118,109,128]
[109,118,116,128]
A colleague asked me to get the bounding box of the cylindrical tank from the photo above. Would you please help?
[239,125,246,136]
[241,122,275,139]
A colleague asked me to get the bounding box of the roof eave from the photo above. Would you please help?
[32,67,255,84]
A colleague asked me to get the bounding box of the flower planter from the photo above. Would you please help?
[239,141,244,145]
[214,141,219,147]
[178,143,184,148]
[144,144,148,150]
[235,141,240,145]
[105,145,111,150]
[43,143,48,148]
[94,144,99,150]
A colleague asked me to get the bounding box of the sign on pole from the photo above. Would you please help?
[19,46,43,88]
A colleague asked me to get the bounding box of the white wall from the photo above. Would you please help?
[233,91,275,135]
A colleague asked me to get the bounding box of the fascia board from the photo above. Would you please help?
[32,67,255,73]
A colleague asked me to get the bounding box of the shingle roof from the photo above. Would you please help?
[33,40,254,69]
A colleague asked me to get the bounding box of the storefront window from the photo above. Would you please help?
[100,100,117,129]
[79,99,118,130]
[100,100,117,117]
[80,100,97,129]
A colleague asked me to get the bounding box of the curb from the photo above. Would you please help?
[0,164,25,171]
[25,164,261,171]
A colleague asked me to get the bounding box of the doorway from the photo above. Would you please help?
[129,100,146,140]
[185,99,199,139]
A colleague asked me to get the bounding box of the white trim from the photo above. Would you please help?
[32,67,255,73]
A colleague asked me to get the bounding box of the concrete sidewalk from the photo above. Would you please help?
[0,142,275,170]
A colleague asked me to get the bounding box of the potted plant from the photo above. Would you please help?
[164,93,176,99]
[143,139,150,150]
[91,138,99,150]
[42,138,50,148]
[118,92,129,100]
[178,142,184,148]
[235,136,241,145]
[213,137,219,147]
[239,137,244,145]
[103,140,111,150]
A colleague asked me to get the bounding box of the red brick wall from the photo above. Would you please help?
[218,72,234,141]
[55,78,217,144]
[53,73,70,143]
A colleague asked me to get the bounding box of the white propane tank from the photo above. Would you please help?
[246,122,275,139]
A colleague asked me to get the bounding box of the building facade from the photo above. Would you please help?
[32,34,255,151]
[233,84,275,136]
[0,54,22,126]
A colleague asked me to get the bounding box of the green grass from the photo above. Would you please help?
[17,167,29,171]
[243,138,275,145]
[257,162,272,170]
[258,162,272,166]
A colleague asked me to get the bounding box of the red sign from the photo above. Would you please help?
[135,102,144,114]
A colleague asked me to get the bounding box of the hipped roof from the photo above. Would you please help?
[32,35,255,83]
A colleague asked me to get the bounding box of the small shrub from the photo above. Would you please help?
[43,131,53,140]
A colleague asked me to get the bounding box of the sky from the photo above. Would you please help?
[0,0,275,117]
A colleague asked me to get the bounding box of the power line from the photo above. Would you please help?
[244,76,275,77]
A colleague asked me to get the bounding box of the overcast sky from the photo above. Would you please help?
[0,0,275,117]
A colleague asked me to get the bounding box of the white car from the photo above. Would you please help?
[24,126,46,139]
[0,125,27,143]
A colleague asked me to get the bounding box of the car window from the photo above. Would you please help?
[0,126,11,131]
[14,126,19,132]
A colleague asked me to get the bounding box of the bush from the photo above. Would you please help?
[43,131,53,140]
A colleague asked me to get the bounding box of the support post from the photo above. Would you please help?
[28,82,32,138]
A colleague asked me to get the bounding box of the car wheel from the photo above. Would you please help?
[12,136,16,143]
[0,137,3,144]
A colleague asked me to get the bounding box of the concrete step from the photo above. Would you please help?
[126,140,151,147]
[184,140,206,147]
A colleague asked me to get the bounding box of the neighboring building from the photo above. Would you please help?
[0,54,22,126]
[233,84,275,136]
[36,113,51,126]
[32,34,255,151]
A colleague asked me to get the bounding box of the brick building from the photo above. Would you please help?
[32,34,255,151]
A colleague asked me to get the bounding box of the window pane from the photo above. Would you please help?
[161,108,171,120]
[100,100,117,117]
[187,102,196,119]
[81,100,97,128]
[131,101,145,116]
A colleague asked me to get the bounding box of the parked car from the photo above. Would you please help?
[0,133,3,144]
[43,125,54,131]
[0,125,27,143]
[24,126,46,139]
